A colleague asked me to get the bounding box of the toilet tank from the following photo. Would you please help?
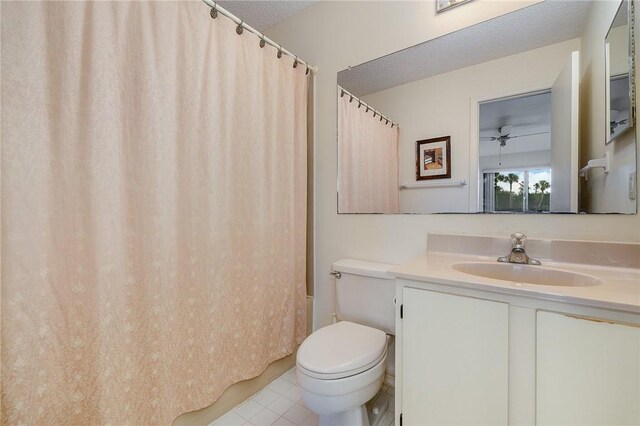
[332,259,396,335]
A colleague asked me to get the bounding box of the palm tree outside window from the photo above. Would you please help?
[483,168,551,213]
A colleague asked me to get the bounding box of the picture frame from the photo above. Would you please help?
[436,0,474,14]
[416,136,451,180]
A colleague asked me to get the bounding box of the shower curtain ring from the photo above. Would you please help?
[277,46,283,59]
[349,95,353,103]
[358,101,361,108]
[293,57,298,68]
[340,90,345,97]
[306,65,310,75]
[259,36,266,48]
[210,5,218,19]
[236,21,244,35]
[365,106,369,113]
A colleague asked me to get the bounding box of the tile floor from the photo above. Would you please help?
[211,368,395,426]
[211,368,317,426]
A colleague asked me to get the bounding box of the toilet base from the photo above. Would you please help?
[318,404,368,426]
[366,390,390,426]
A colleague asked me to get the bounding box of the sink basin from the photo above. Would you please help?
[452,262,602,287]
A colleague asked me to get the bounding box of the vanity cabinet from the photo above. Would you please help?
[536,311,640,425]
[401,287,509,425]
[396,280,640,426]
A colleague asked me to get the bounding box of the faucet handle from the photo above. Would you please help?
[511,232,526,247]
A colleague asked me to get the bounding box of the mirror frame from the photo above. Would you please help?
[605,0,636,145]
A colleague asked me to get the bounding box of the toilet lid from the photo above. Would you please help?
[297,321,387,379]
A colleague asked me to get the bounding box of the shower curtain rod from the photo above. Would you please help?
[339,86,399,128]
[202,0,318,75]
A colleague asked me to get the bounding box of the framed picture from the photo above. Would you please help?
[436,0,474,14]
[416,136,451,180]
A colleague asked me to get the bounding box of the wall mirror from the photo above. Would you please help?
[606,0,635,143]
[337,0,637,214]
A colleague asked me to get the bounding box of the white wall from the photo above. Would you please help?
[266,0,640,330]
[479,150,551,173]
[580,0,637,213]
[361,39,578,213]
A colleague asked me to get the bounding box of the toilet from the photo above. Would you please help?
[296,259,396,426]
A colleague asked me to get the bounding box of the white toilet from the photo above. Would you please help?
[296,259,396,426]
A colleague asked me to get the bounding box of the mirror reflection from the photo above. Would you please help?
[479,91,553,213]
[337,0,636,214]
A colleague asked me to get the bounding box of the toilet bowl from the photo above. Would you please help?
[297,321,388,425]
[296,259,396,426]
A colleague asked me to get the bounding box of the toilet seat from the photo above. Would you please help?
[297,321,388,380]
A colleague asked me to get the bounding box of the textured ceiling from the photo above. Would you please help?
[217,1,315,32]
[612,0,628,28]
[338,1,592,97]
[479,91,551,134]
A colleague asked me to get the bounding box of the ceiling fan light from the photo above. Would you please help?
[499,124,513,136]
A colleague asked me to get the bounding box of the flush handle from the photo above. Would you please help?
[329,271,342,279]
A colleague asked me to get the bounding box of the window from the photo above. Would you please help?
[483,168,551,213]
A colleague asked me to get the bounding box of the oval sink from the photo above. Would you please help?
[452,262,602,287]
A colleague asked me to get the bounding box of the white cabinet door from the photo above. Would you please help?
[537,311,640,425]
[402,288,509,425]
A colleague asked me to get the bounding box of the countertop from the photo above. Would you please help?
[390,252,640,314]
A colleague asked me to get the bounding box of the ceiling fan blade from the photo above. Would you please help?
[508,131,550,139]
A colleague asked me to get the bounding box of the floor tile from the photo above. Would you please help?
[281,384,303,402]
[282,403,313,425]
[218,368,394,426]
[299,413,318,426]
[271,416,296,426]
[234,400,263,420]
[267,377,293,394]
[281,369,298,384]
[248,407,280,426]
[252,388,280,406]
[212,411,246,426]
[267,395,297,415]
[380,411,394,426]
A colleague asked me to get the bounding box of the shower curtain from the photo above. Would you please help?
[1,2,308,424]
[338,93,400,213]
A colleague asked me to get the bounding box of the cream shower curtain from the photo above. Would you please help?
[338,93,400,213]
[1,2,308,424]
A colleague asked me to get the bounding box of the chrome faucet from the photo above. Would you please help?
[497,232,541,265]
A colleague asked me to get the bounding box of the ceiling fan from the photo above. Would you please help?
[480,124,550,166]
[480,124,549,147]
